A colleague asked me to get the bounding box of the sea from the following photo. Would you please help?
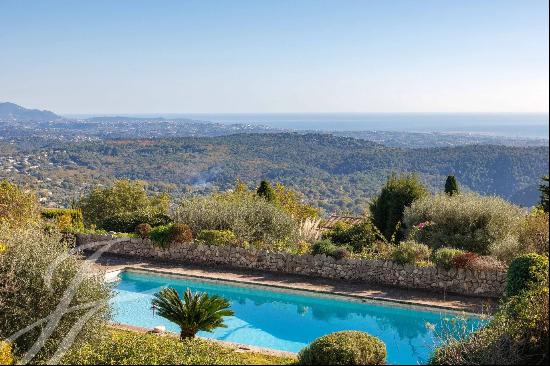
[67,113,549,139]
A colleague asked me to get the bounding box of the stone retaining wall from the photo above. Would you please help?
[77,234,506,298]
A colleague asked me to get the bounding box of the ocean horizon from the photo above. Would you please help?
[63,112,549,139]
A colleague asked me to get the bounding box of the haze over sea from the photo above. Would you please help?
[67,113,549,139]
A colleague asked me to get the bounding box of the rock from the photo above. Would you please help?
[152,325,165,333]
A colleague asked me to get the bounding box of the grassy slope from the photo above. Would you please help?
[61,329,295,365]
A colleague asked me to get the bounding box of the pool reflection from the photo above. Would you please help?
[112,271,483,365]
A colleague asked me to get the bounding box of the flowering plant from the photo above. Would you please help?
[408,221,434,242]
[414,221,433,230]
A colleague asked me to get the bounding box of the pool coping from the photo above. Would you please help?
[108,266,489,317]
[92,254,496,315]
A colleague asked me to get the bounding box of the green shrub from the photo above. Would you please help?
[225,180,319,221]
[357,240,395,260]
[0,341,13,365]
[322,222,350,242]
[431,248,465,270]
[169,223,193,243]
[0,227,110,362]
[391,240,431,265]
[451,252,479,269]
[42,208,84,231]
[370,174,428,242]
[312,239,335,256]
[332,247,351,260]
[518,210,549,256]
[77,180,170,228]
[506,253,549,297]
[197,230,237,246]
[322,221,378,252]
[148,225,172,247]
[404,193,525,258]
[311,239,351,260]
[175,195,298,245]
[61,329,293,365]
[298,330,386,365]
[135,223,152,239]
[488,235,524,264]
[0,180,40,229]
[430,285,549,365]
[271,183,320,221]
[100,211,172,233]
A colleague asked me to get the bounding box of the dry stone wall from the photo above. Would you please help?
[78,234,506,298]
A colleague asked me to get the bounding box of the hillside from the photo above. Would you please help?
[1,133,547,213]
[0,102,60,121]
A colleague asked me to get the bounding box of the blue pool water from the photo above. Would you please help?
[111,270,485,365]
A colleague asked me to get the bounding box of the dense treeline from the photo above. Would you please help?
[1,133,547,212]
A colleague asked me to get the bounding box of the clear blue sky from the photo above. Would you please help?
[0,0,548,114]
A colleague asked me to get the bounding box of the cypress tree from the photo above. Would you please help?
[370,173,428,241]
[256,180,275,202]
[539,175,549,213]
[444,175,459,196]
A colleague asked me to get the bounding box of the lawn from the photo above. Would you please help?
[61,329,296,365]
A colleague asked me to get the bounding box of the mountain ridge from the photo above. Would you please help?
[2,133,546,211]
[0,102,60,121]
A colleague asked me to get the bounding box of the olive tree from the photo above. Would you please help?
[0,226,111,363]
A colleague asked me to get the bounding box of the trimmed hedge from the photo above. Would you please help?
[148,225,171,247]
[169,223,193,243]
[506,253,549,297]
[298,331,386,365]
[431,247,465,270]
[451,252,479,269]
[391,240,431,265]
[147,224,193,247]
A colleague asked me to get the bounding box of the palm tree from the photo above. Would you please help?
[152,287,234,340]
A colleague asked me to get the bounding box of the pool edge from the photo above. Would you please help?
[108,266,485,317]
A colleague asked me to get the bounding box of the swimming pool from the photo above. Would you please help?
[111,270,485,365]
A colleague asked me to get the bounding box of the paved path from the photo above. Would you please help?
[92,253,496,313]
